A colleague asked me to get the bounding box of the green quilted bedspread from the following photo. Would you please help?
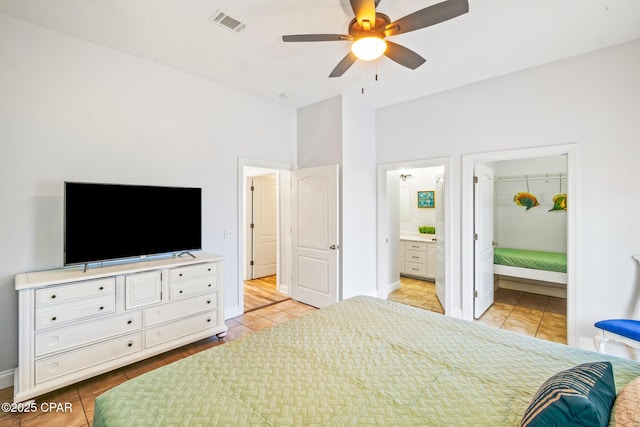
[93,296,640,426]
[494,247,567,273]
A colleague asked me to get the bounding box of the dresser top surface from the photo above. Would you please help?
[16,252,223,290]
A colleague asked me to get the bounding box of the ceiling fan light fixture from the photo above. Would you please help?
[351,37,387,61]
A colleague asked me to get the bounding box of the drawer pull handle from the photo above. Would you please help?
[412,256,419,259]
[206,318,211,323]
[51,294,56,299]
[179,273,183,277]
[179,290,183,294]
[99,286,104,290]
[99,306,104,310]
[207,299,211,304]
[208,284,212,288]
[127,319,133,325]
[51,316,57,321]
[127,341,133,347]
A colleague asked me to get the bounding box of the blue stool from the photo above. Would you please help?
[594,319,640,353]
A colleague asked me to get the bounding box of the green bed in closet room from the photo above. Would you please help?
[93,296,640,426]
[494,247,567,273]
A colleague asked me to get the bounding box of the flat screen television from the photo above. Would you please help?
[64,182,202,266]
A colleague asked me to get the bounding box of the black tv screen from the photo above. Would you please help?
[64,182,202,265]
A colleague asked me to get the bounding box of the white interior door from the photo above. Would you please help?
[435,174,445,309]
[474,163,495,318]
[251,173,277,279]
[291,164,339,308]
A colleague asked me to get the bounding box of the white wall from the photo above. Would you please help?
[296,96,342,168]
[376,39,640,346]
[341,96,377,299]
[398,167,444,237]
[0,14,296,376]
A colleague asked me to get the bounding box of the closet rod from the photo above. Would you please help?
[494,173,566,183]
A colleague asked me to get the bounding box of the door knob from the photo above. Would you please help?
[329,244,339,250]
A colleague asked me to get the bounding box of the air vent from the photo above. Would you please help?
[208,10,246,33]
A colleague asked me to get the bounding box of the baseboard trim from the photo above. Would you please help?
[579,336,640,361]
[225,305,243,319]
[497,277,567,298]
[0,368,14,390]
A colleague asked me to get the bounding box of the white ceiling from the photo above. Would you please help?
[1,0,639,109]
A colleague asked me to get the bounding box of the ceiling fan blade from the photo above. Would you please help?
[282,34,352,42]
[384,41,426,70]
[385,0,468,37]
[329,51,358,78]
[350,0,377,28]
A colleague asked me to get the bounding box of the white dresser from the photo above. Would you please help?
[14,252,226,402]
[400,237,436,280]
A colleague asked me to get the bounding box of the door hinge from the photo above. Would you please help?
[474,176,478,184]
[250,260,254,266]
[474,290,478,298]
[250,185,255,191]
[474,233,478,240]
[250,223,254,228]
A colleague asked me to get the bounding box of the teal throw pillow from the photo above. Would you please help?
[520,361,615,427]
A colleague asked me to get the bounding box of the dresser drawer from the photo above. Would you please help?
[146,310,218,348]
[404,241,427,252]
[145,293,217,327]
[35,278,115,308]
[169,262,217,283]
[169,276,217,301]
[405,250,427,264]
[35,311,143,357]
[35,332,142,384]
[404,262,427,277]
[35,297,115,330]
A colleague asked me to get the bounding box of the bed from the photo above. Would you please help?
[93,296,640,426]
[494,247,567,285]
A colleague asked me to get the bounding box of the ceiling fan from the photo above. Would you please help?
[282,0,469,77]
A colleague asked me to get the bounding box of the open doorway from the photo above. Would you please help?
[244,171,288,312]
[239,161,292,314]
[377,157,453,315]
[462,144,578,346]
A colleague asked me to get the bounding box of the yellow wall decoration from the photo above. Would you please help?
[549,193,567,211]
[514,192,540,210]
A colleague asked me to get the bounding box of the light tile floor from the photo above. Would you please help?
[388,276,567,344]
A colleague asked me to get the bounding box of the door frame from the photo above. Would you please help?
[237,158,292,316]
[461,144,579,345]
[376,157,455,315]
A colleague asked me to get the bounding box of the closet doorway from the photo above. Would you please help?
[462,144,578,346]
[377,157,454,315]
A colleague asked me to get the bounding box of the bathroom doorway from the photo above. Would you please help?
[377,157,453,315]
